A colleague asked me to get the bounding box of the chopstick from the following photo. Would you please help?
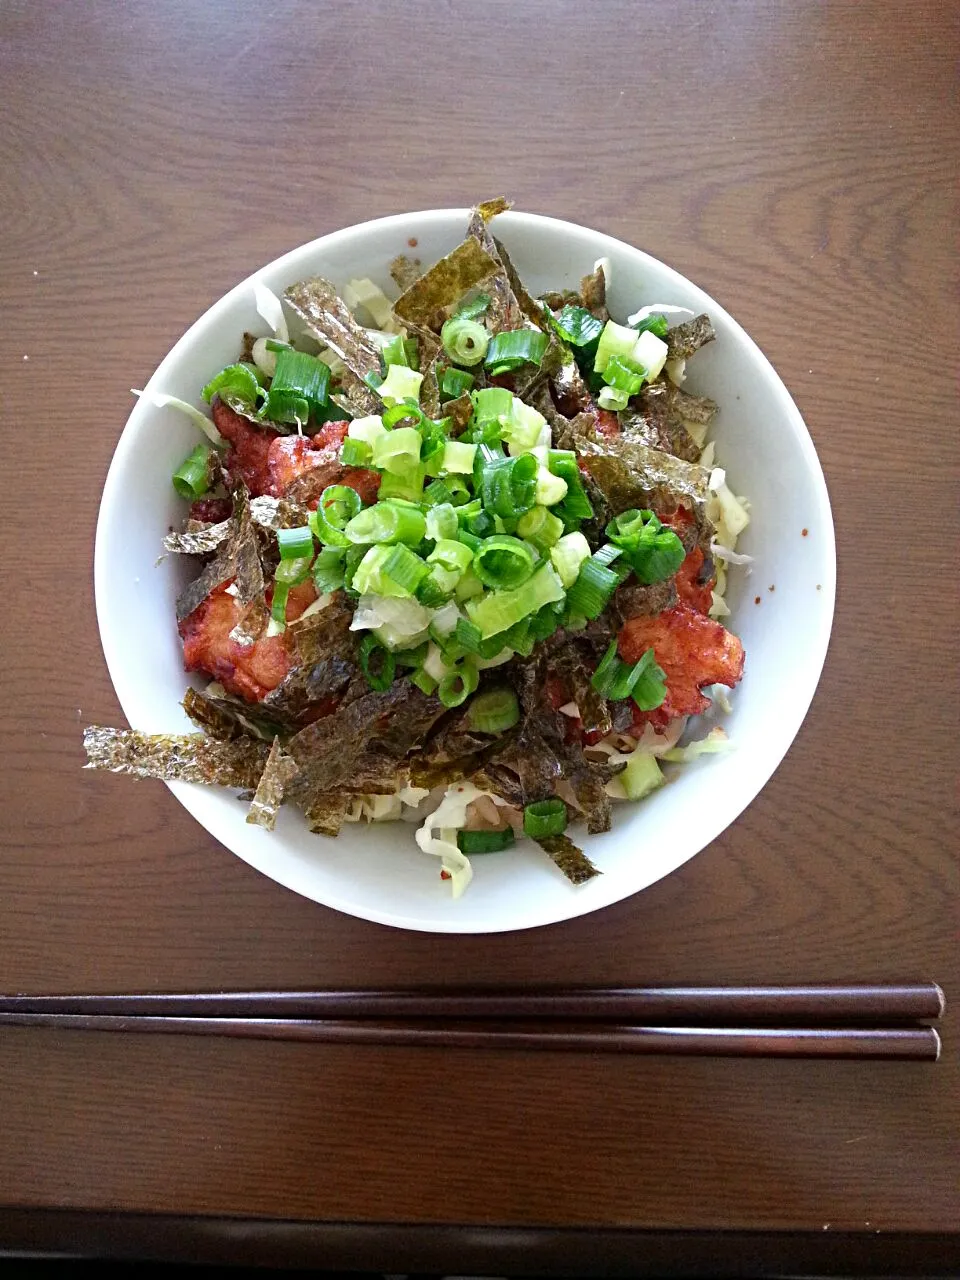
[0,1013,940,1059]
[0,983,944,1024]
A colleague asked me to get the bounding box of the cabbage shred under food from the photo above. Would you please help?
[84,198,749,896]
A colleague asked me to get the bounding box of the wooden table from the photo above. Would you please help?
[1,0,957,1272]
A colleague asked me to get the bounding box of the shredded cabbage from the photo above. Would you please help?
[626,303,695,327]
[343,277,394,329]
[131,389,224,448]
[253,281,289,344]
[710,542,753,566]
[415,780,507,897]
[350,594,433,648]
[661,726,733,763]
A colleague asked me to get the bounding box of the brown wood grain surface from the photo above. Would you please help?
[1,0,957,1248]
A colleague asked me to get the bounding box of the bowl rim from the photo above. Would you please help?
[95,207,837,933]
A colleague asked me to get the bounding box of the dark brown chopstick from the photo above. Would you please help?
[0,1012,940,1059]
[0,983,944,1024]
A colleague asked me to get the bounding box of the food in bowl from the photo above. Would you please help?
[85,198,752,897]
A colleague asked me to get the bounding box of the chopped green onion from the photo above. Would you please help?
[590,640,624,698]
[629,647,668,711]
[372,425,422,475]
[474,535,535,590]
[438,661,479,708]
[454,616,483,654]
[277,524,314,561]
[456,528,483,553]
[597,386,629,412]
[270,579,291,626]
[606,509,685,584]
[593,320,641,375]
[359,633,397,691]
[549,305,605,348]
[394,641,429,668]
[592,542,624,567]
[345,499,426,546]
[347,415,387,446]
[602,354,646,395]
[478,452,538,520]
[264,337,292,353]
[632,329,669,381]
[410,667,438,695]
[456,292,491,320]
[423,478,453,507]
[461,508,494,538]
[257,388,310,427]
[444,475,471,506]
[457,827,515,854]
[454,565,485,602]
[340,436,372,467]
[440,367,475,398]
[353,543,427,598]
[465,562,565,639]
[381,401,425,430]
[484,328,549,376]
[428,538,474,575]
[381,334,411,368]
[342,543,367,593]
[467,687,520,734]
[549,532,592,589]
[416,572,456,606]
[546,451,594,521]
[502,615,535,656]
[441,315,489,366]
[534,466,568,507]
[630,314,670,339]
[309,484,362,548]
[441,440,477,474]
[172,444,215,499]
[312,546,345,593]
[270,348,331,416]
[529,604,560,643]
[523,798,568,838]
[565,555,620,619]
[377,467,425,504]
[275,551,312,586]
[201,363,261,410]
[377,365,424,407]
[471,386,513,423]
[425,502,459,542]
[501,398,548,455]
[516,506,564,552]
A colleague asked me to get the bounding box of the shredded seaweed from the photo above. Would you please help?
[579,263,608,321]
[246,738,299,830]
[535,833,600,885]
[576,432,712,542]
[175,482,265,621]
[666,314,715,360]
[163,520,231,556]
[389,254,420,293]
[182,686,287,742]
[614,579,678,619]
[83,726,270,789]
[262,593,359,724]
[284,278,382,414]
[393,237,501,331]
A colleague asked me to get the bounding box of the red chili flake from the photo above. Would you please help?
[801,528,809,537]
[440,869,452,880]
[754,595,762,605]
[408,237,418,248]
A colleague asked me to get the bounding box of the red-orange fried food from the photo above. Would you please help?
[212,398,275,496]
[659,507,715,614]
[594,408,621,438]
[179,580,317,702]
[619,602,744,727]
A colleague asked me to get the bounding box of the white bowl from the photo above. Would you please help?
[95,209,835,933]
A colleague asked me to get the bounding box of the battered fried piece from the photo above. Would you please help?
[213,398,275,495]
[179,580,317,703]
[618,603,744,723]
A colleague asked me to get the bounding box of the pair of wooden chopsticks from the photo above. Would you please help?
[0,984,944,1059]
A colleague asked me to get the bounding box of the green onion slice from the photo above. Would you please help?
[344,498,426,546]
[478,452,538,520]
[309,484,363,547]
[565,556,620,619]
[440,367,475,399]
[457,827,515,853]
[473,535,535,590]
[359,633,397,692]
[548,305,604,348]
[438,661,480,708]
[440,315,489,367]
[484,329,549,376]
[606,509,685,584]
[172,444,215,500]
[340,437,372,467]
[201,363,261,410]
[277,524,314,561]
[523,798,568,838]
[467,687,520,734]
[270,348,330,415]
[312,546,346,593]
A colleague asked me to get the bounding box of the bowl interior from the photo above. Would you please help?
[95,209,835,933]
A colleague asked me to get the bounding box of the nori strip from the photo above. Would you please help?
[287,682,445,795]
[262,593,359,724]
[442,391,475,435]
[666,314,716,360]
[492,235,547,329]
[579,263,608,321]
[163,520,231,556]
[552,357,595,418]
[245,738,299,830]
[576,433,711,541]
[535,834,600,885]
[619,380,717,463]
[175,482,265,622]
[82,727,270,789]
[182,687,287,742]
[390,254,420,293]
[555,647,612,739]
[248,495,313,530]
[284,278,382,414]
[393,237,501,331]
[614,579,678,619]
